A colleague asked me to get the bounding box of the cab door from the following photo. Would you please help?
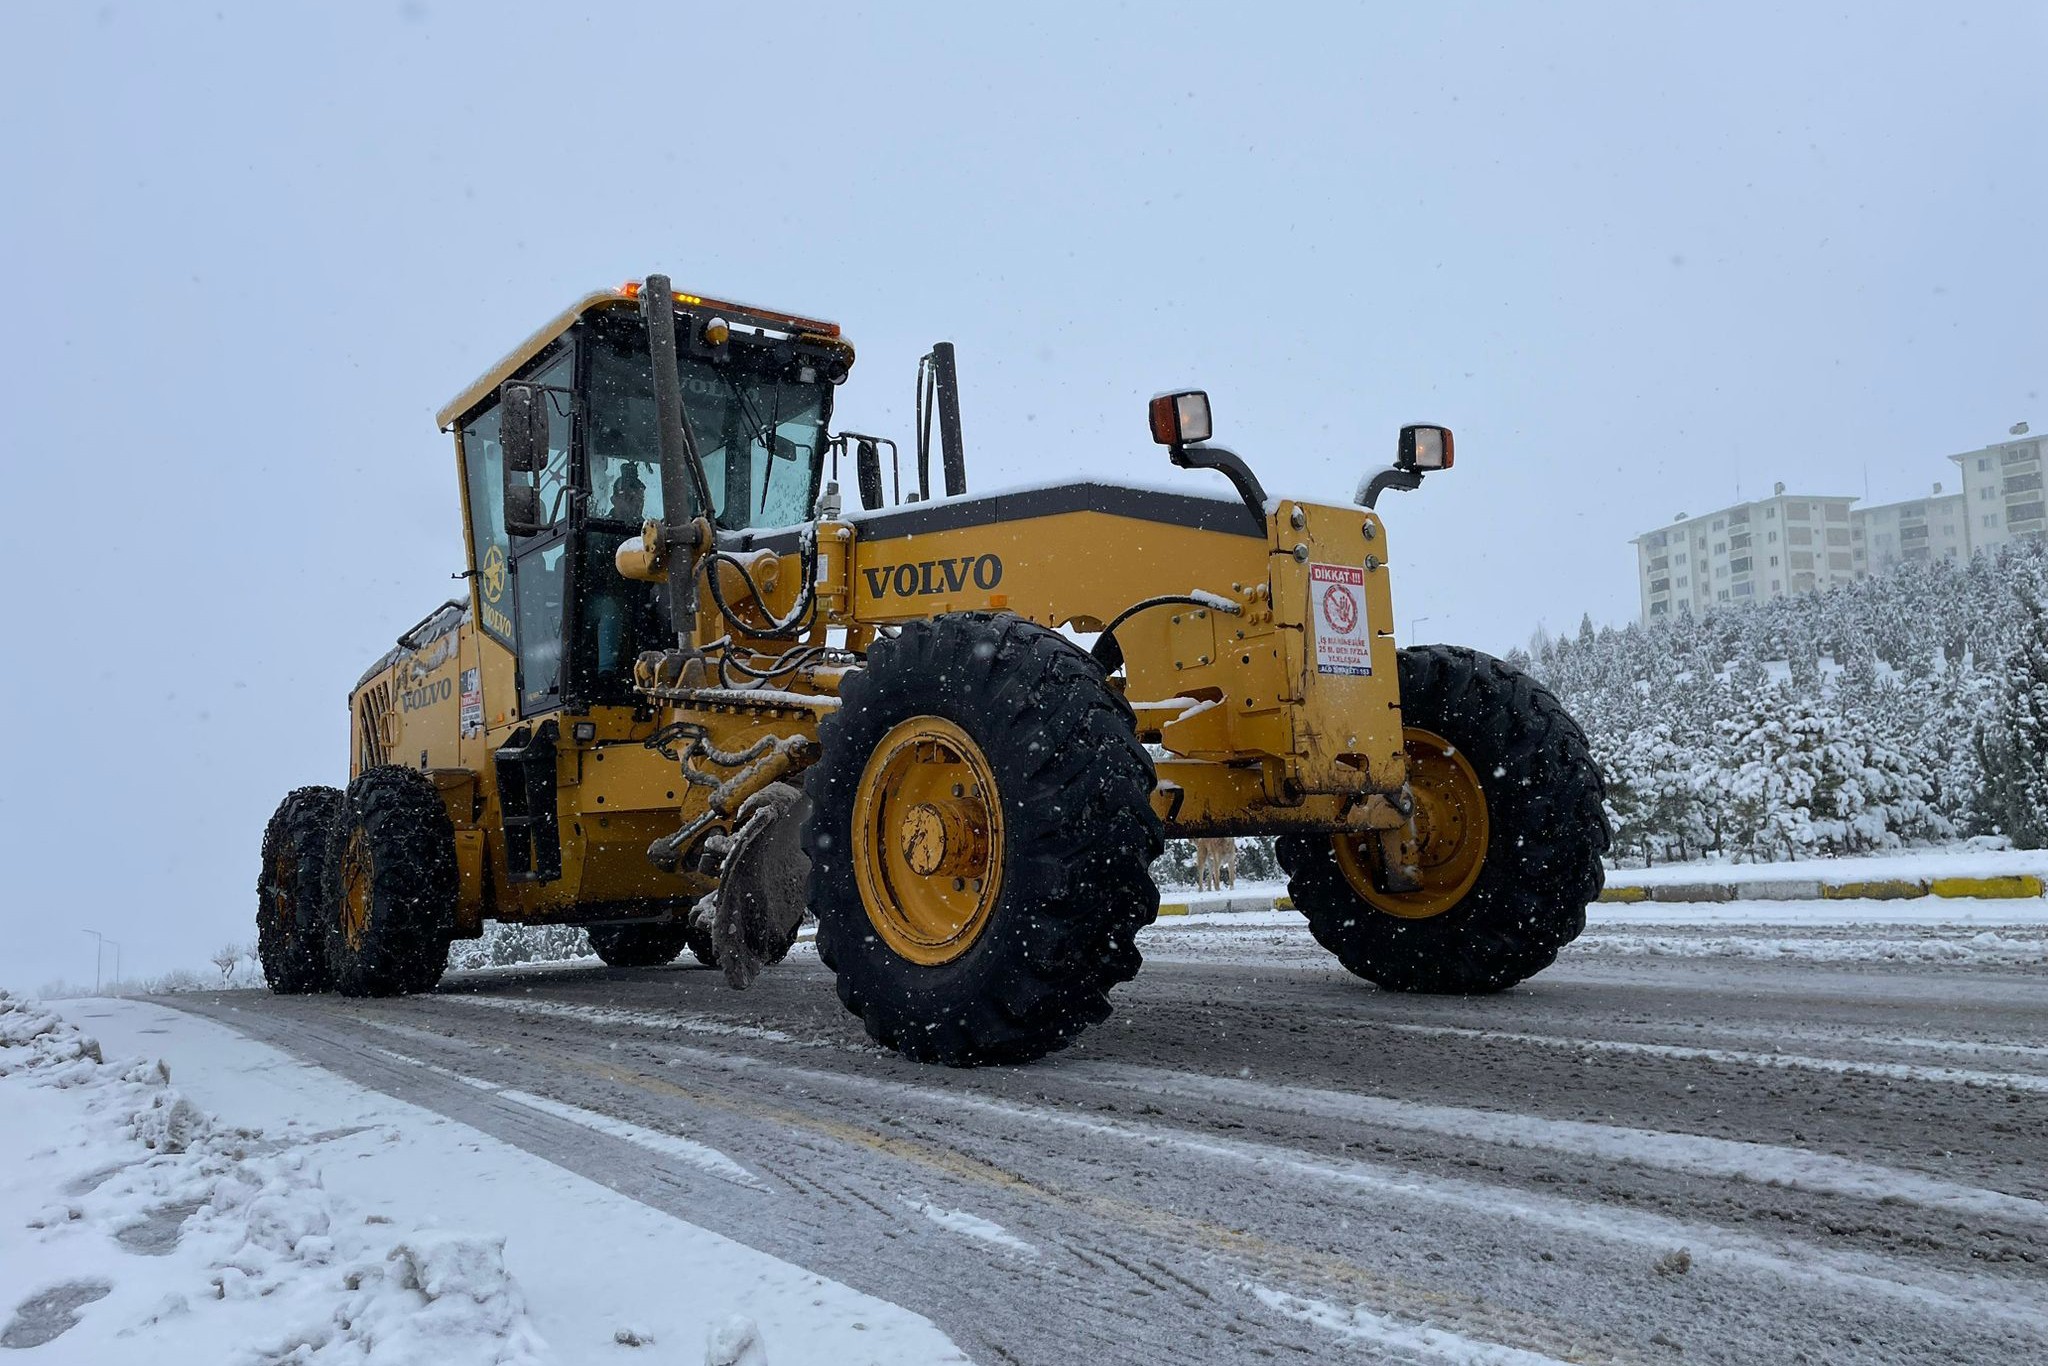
[455,342,577,883]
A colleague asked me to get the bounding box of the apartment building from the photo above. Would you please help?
[1950,435,2047,553]
[1634,487,1861,621]
[1632,430,2045,622]
[1858,483,1967,575]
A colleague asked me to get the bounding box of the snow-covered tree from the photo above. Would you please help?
[1976,564,2048,847]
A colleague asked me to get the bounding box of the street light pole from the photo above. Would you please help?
[107,940,122,991]
[1408,615,1433,643]
[81,929,103,994]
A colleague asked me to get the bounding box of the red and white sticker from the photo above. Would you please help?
[1310,563,1372,676]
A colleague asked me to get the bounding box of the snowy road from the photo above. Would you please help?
[154,908,2047,1365]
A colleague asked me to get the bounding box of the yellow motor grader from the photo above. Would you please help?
[257,275,1608,1065]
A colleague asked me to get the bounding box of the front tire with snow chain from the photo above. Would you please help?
[804,612,1163,1066]
[1278,645,1608,994]
[321,766,458,997]
[257,785,343,993]
[586,922,691,968]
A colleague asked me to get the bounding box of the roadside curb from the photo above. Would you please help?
[1598,873,2045,904]
[1157,893,1292,918]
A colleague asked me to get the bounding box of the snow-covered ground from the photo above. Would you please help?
[0,991,966,1364]
[1143,896,2048,970]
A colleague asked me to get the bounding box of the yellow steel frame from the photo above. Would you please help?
[351,290,1417,934]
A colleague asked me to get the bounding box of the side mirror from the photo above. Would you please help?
[855,438,884,511]
[499,382,550,474]
[1397,424,1454,472]
[505,482,547,539]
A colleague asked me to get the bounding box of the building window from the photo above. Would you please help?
[1770,579,1781,590]
[1711,518,1724,530]
[1985,514,2000,528]
[1824,504,1848,522]
[1730,556,1752,573]
[1768,555,1779,567]
[1650,601,1669,615]
[1675,575,1689,587]
[1979,457,1992,471]
[1734,582,1754,597]
[1765,507,1776,519]
[1675,552,1688,565]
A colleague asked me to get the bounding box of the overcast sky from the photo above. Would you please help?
[2,2,2040,988]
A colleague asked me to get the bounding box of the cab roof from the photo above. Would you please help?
[435,284,845,431]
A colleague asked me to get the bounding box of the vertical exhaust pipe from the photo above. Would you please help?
[916,343,969,500]
[931,342,967,498]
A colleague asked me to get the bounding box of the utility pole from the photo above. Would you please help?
[81,929,103,994]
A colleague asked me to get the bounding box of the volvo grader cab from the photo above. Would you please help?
[257,275,1609,1066]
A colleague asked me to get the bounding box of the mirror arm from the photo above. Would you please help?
[1356,466,1424,509]
[1171,442,1268,531]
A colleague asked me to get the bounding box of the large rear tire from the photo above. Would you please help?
[805,612,1162,1066]
[321,767,458,997]
[586,922,691,968]
[1278,645,1608,993]
[257,786,342,994]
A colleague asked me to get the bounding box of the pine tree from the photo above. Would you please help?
[1976,565,2048,847]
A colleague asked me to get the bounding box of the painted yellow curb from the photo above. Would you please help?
[1820,879,1928,901]
[1273,896,1293,911]
[1598,886,1650,903]
[1157,903,1190,917]
[1929,874,2046,899]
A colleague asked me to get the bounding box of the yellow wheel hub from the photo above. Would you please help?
[1335,727,1490,920]
[339,827,373,950]
[852,716,1004,966]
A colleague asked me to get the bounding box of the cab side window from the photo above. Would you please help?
[459,406,514,644]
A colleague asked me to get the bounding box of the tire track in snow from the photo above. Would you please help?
[1357,1020,2048,1093]
[358,1042,767,1190]
[1062,1061,2048,1227]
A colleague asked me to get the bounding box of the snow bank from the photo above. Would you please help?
[38,997,970,1366]
[1611,845,2048,888]
[0,989,544,1363]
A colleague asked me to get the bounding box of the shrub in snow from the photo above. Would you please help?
[447,921,595,970]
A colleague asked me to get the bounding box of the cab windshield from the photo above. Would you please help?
[586,320,830,532]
